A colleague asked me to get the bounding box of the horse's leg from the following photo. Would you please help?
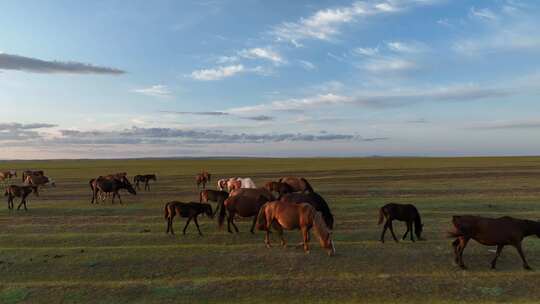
[183,217,193,235]
[230,213,240,233]
[249,215,258,234]
[17,197,24,210]
[409,222,415,242]
[380,220,389,243]
[458,237,470,269]
[402,222,410,240]
[514,242,532,270]
[452,239,460,264]
[301,227,310,254]
[491,245,504,269]
[227,212,233,234]
[193,216,203,236]
[145,181,149,191]
[117,192,123,204]
[388,220,399,243]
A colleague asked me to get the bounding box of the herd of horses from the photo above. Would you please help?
[2,168,540,269]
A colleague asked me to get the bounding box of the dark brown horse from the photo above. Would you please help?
[378,203,424,243]
[280,192,334,230]
[196,171,211,189]
[278,176,314,193]
[164,201,213,235]
[199,189,229,216]
[22,170,44,182]
[89,176,136,204]
[449,215,540,270]
[218,192,272,234]
[4,185,38,210]
[264,181,294,199]
[257,200,335,256]
[133,174,157,191]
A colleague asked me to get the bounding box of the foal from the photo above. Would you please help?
[449,215,540,270]
[199,189,229,216]
[4,185,38,210]
[164,201,213,235]
[378,203,424,243]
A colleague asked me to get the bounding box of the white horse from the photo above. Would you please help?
[217,178,228,191]
[238,177,257,189]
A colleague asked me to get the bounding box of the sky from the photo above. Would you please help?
[1,0,540,159]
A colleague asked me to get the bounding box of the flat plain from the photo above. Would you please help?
[1,157,540,303]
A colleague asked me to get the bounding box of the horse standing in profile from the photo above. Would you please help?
[218,190,274,234]
[21,170,44,182]
[133,174,157,191]
[4,185,38,210]
[278,177,314,193]
[378,203,424,243]
[449,215,540,270]
[89,175,136,204]
[257,200,335,256]
[164,201,213,235]
[196,171,211,189]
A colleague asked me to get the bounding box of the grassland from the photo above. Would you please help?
[1,157,540,303]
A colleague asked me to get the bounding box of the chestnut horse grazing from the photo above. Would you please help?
[280,192,334,229]
[264,181,294,199]
[199,189,229,216]
[4,185,38,210]
[89,176,136,204]
[378,203,424,243]
[164,201,213,235]
[218,191,273,234]
[257,201,335,256]
[195,171,211,189]
[278,177,314,193]
[449,215,540,270]
[133,174,157,191]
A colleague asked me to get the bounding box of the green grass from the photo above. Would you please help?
[1,157,540,303]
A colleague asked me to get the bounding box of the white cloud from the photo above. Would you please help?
[362,57,418,73]
[353,47,379,56]
[228,93,351,114]
[469,7,498,21]
[298,60,316,70]
[0,53,125,74]
[216,55,239,64]
[386,41,428,53]
[132,85,172,98]
[238,47,285,65]
[190,64,245,81]
[271,1,439,44]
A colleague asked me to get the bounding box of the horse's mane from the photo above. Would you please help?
[310,192,334,229]
[300,178,314,193]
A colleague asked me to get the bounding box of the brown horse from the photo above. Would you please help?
[133,174,157,191]
[218,191,273,234]
[264,181,294,199]
[196,171,211,189]
[449,215,540,270]
[0,170,17,183]
[89,176,136,204]
[378,203,424,243]
[199,189,229,216]
[22,170,44,182]
[164,201,213,235]
[257,201,335,256]
[24,175,56,194]
[278,176,314,193]
[227,179,242,192]
[4,185,38,210]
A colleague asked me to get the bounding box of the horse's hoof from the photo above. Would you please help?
[524,265,533,271]
[460,265,467,270]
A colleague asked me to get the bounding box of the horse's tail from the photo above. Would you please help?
[256,203,268,231]
[218,198,228,228]
[301,178,314,193]
[378,207,385,225]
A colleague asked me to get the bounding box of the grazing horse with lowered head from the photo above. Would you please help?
[133,174,157,191]
[164,201,213,235]
[280,192,334,230]
[90,175,136,204]
[4,185,38,210]
[257,200,335,256]
[199,189,229,216]
[449,215,540,270]
[22,170,44,182]
[218,189,274,233]
[264,181,294,199]
[278,176,314,193]
[378,203,424,243]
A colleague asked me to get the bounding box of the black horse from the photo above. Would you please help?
[133,174,157,191]
[164,201,213,235]
[89,176,136,204]
[378,203,424,243]
[280,192,334,229]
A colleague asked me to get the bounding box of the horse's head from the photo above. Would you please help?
[415,223,424,240]
[11,170,17,177]
[48,178,56,187]
[313,211,335,256]
[122,178,137,195]
[150,174,157,181]
[263,181,273,191]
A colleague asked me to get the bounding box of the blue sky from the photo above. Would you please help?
[1,0,539,159]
